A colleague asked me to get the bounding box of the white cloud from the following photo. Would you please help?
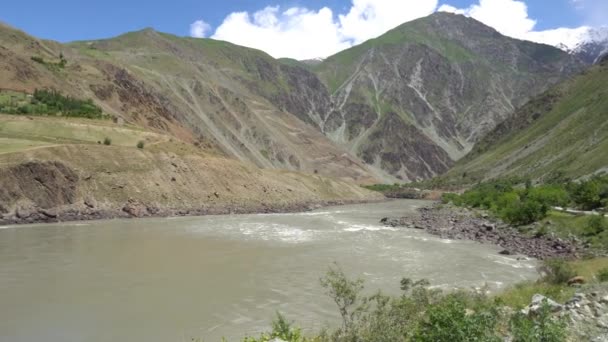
[190,20,211,38]
[212,6,351,59]
[338,0,438,45]
[209,1,438,59]
[439,0,590,49]
[191,0,599,59]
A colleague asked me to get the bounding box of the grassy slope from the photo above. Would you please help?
[445,61,608,182]
[313,15,476,94]
[498,257,608,308]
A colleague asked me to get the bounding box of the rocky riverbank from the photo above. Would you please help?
[0,148,383,227]
[382,204,582,260]
[0,198,380,226]
[523,286,608,341]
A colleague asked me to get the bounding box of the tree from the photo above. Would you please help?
[320,264,365,335]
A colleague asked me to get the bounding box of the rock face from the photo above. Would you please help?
[312,12,584,181]
[0,161,79,212]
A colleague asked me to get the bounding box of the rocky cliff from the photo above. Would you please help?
[311,13,584,181]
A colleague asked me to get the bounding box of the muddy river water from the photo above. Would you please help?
[0,200,538,341]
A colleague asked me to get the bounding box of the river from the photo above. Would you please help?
[0,200,538,341]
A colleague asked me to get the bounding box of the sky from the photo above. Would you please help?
[2,0,607,59]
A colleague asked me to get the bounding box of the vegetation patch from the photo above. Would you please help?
[442,176,608,225]
[30,53,68,71]
[235,260,608,342]
[0,89,105,119]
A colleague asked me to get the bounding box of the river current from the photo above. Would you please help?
[0,200,538,341]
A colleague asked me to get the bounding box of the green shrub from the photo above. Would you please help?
[584,215,607,236]
[527,186,570,207]
[569,176,608,211]
[32,89,103,118]
[136,141,145,149]
[540,259,576,285]
[510,300,567,342]
[103,137,112,146]
[413,295,500,342]
[441,192,461,205]
[30,56,45,64]
[242,312,308,342]
[500,199,549,226]
[319,264,365,335]
[597,268,608,282]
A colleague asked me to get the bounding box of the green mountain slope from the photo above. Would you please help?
[443,57,608,182]
[310,12,584,181]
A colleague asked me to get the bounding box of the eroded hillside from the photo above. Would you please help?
[312,12,585,181]
[0,115,381,225]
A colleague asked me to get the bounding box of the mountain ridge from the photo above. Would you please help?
[308,12,585,181]
[0,13,588,183]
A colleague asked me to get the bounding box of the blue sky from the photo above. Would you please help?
[0,0,589,41]
[1,0,605,59]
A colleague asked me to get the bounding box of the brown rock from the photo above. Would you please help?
[567,276,586,286]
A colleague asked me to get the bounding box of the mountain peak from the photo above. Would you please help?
[572,27,608,64]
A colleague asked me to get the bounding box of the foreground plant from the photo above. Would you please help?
[244,264,572,342]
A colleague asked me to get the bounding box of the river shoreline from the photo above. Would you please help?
[383,204,584,260]
[0,198,388,227]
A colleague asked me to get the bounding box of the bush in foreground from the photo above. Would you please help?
[539,259,576,285]
[244,265,569,342]
[598,268,608,282]
[510,300,568,342]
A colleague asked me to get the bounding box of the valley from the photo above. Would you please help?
[1,7,608,342]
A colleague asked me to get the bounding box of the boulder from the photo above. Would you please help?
[122,199,148,217]
[483,223,496,231]
[568,276,586,286]
[522,294,563,315]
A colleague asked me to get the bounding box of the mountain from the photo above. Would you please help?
[0,24,377,183]
[0,13,585,184]
[442,56,608,183]
[308,12,584,181]
[571,27,608,64]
